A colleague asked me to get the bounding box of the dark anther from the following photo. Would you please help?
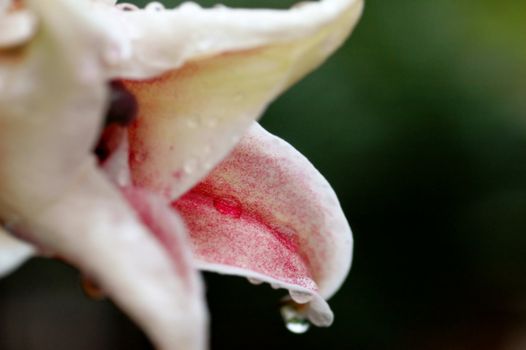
[93,81,137,163]
[105,80,138,127]
[93,142,110,162]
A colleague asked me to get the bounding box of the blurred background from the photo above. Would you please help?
[1,0,525,349]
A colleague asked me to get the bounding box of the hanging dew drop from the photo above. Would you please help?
[247,277,263,285]
[280,303,311,334]
[145,2,165,11]
[286,318,310,334]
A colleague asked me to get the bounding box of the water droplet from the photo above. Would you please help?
[196,40,213,52]
[116,167,131,187]
[204,118,218,128]
[179,1,201,11]
[247,277,263,285]
[202,161,213,171]
[104,46,124,65]
[81,276,106,300]
[145,2,165,11]
[213,196,242,218]
[280,303,311,334]
[133,152,146,163]
[116,3,138,11]
[183,161,196,174]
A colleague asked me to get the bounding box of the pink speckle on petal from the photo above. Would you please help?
[173,190,317,292]
[172,170,184,180]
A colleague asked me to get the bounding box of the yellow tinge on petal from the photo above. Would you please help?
[115,0,364,199]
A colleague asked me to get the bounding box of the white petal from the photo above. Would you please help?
[100,0,363,79]
[0,0,108,219]
[114,0,363,199]
[0,227,33,278]
[2,2,208,347]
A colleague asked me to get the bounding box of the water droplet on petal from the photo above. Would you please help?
[247,277,263,285]
[202,161,213,171]
[179,1,202,11]
[183,160,196,174]
[204,117,218,128]
[281,303,311,334]
[81,276,106,300]
[133,152,146,163]
[145,2,165,11]
[213,196,242,218]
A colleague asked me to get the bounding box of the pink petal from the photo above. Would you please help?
[115,0,363,199]
[173,123,352,326]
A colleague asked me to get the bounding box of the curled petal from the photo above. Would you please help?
[104,0,364,79]
[117,0,363,199]
[0,227,33,278]
[173,123,352,326]
[23,165,207,350]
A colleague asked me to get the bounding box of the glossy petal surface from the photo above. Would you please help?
[174,123,352,326]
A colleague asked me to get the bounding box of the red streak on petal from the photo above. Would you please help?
[172,188,316,291]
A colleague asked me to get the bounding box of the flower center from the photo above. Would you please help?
[93,81,138,162]
[105,80,138,127]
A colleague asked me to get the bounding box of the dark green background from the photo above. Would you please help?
[1,0,525,349]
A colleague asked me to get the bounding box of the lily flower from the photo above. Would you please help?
[0,0,362,349]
